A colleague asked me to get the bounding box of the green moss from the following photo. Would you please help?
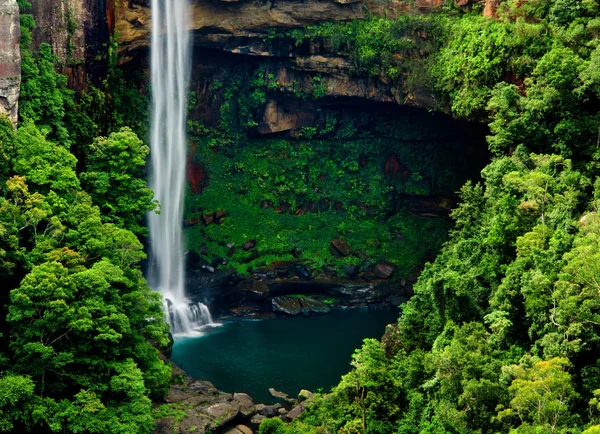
[183,127,464,277]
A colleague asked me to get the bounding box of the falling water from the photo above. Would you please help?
[149,0,214,335]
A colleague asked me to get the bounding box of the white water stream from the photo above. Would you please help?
[149,0,214,336]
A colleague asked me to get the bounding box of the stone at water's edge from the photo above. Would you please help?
[268,388,297,405]
[0,0,20,127]
[224,426,253,434]
[271,296,331,315]
[298,389,314,401]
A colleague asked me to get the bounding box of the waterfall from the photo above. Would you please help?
[149,0,214,336]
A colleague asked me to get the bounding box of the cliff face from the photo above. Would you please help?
[0,0,20,126]
[29,0,110,90]
[114,0,500,122]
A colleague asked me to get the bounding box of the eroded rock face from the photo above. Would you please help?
[116,0,365,60]
[29,0,109,90]
[0,0,20,126]
[271,296,331,315]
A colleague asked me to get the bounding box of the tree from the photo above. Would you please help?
[498,357,579,432]
[79,128,157,236]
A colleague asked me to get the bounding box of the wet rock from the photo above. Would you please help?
[272,296,302,315]
[232,392,256,417]
[299,297,330,314]
[249,414,266,428]
[272,296,331,315]
[259,405,279,417]
[295,264,312,280]
[298,390,314,401]
[201,402,239,426]
[283,404,306,422]
[269,388,296,404]
[242,239,257,251]
[177,412,212,434]
[374,262,396,279]
[201,264,216,273]
[343,264,360,276]
[330,237,352,256]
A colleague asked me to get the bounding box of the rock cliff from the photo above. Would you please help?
[113,0,501,125]
[29,0,109,90]
[0,0,20,126]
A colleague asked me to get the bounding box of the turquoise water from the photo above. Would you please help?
[170,308,399,403]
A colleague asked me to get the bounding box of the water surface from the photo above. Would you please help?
[171,308,399,403]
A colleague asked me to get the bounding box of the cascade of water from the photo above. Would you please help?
[149,0,214,335]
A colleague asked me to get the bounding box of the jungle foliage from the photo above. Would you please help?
[250,0,600,433]
[0,3,170,433]
[184,65,486,278]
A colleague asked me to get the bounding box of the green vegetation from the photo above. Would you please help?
[4,0,600,432]
[248,1,600,433]
[0,3,170,433]
[185,67,484,277]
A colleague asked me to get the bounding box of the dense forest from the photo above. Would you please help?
[1,0,600,433]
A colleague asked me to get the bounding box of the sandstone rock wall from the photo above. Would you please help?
[0,0,20,126]
[29,0,109,90]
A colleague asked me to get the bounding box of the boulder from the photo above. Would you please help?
[298,390,314,401]
[299,297,331,314]
[272,296,331,315]
[269,388,296,404]
[272,296,302,315]
[343,264,360,276]
[374,262,396,279]
[232,392,256,417]
[201,402,239,426]
[283,404,306,422]
[331,237,353,256]
[259,405,279,417]
[295,264,312,279]
[249,414,266,428]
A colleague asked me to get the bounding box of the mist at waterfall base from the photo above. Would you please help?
[148,0,214,335]
[170,309,399,403]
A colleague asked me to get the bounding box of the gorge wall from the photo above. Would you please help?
[6,0,501,113]
[0,0,20,126]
